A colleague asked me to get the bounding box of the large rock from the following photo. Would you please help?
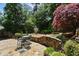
[31,34,62,49]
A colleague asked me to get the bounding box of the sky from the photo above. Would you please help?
[0,3,6,12]
[0,3,34,13]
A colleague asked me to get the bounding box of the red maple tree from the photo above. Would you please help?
[52,4,79,34]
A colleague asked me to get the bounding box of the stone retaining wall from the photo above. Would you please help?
[31,34,62,49]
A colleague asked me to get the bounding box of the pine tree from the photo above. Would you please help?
[3,3,26,34]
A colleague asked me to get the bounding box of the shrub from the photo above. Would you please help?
[41,29,52,34]
[25,22,34,33]
[50,51,65,56]
[64,40,77,56]
[56,33,67,43]
[15,33,22,38]
[74,44,79,56]
[40,25,53,34]
[44,47,55,55]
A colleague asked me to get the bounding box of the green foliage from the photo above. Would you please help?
[44,47,55,55]
[74,44,79,56]
[25,21,34,33]
[34,3,59,33]
[64,40,77,56]
[56,33,67,43]
[0,12,4,25]
[41,29,52,34]
[50,51,65,56]
[40,25,53,34]
[15,32,23,38]
[57,34,65,40]
[2,3,60,34]
[64,40,79,56]
[25,12,36,33]
[44,47,65,56]
[3,3,27,34]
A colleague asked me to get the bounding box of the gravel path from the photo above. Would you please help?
[0,39,46,56]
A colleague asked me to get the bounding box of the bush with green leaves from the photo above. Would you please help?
[74,44,79,56]
[44,47,55,55]
[40,27,53,34]
[64,40,77,56]
[25,22,34,33]
[15,33,23,38]
[56,33,67,43]
[50,51,65,56]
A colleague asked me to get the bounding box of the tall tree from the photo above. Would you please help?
[3,3,26,34]
[0,12,3,25]
[33,3,40,12]
[34,3,59,33]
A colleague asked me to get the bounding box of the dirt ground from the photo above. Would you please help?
[0,39,46,56]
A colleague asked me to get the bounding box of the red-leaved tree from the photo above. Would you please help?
[52,4,79,35]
